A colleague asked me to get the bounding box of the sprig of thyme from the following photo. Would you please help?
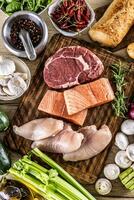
[111,61,128,117]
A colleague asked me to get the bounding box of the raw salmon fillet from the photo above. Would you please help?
[64,78,115,115]
[38,90,88,126]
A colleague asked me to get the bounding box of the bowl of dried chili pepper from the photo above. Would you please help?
[48,0,95,37]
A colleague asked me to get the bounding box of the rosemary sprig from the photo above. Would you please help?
[111,61,128,118]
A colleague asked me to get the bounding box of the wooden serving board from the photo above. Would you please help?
[94,4,134,52]
[4,34,134,184]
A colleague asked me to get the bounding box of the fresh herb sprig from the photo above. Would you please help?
[111,61,128,117]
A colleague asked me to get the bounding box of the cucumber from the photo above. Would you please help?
[0,142,11,175]
[0,111,9,132]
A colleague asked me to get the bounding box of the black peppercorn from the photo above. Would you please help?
[10,18,42,50]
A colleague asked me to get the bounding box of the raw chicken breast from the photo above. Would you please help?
[63,125,112,161]
[13,118,64,141]
[31,125,84,153]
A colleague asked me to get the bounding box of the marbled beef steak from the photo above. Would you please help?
[44,46,104,89]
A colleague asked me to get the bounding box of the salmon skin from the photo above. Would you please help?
[38,90,87,126]
[64,78,115,115]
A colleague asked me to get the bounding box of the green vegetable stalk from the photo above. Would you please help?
[32,148,96,200]
[0,142,11,175]
[119,165,134,190]
[9,149,96,200]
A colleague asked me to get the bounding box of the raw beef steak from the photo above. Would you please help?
[44,46,104,89]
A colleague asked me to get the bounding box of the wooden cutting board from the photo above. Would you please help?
[4,34,134,184]
[94,4,134,52]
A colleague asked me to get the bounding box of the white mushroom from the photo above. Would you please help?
[7,76,27,96]
[115,151,132,169]
[0,56,16,75]
[115,132,129,150]
[0,77,10,86]
[3,86,14,96]
[103,164,120,180]
[126,144,134,162]
[121,119,134,135]
[95,178,112,195]
[13,72,28,81]
[0,86,7,96]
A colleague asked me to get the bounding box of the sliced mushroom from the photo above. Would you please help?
[0,56,16,76]
[103,164,120,180]
[95,178,112,195]
[115,132,129,150]
[13,72,28,81]
[3,86,14,96]
[7,76,27,96]
[126,144,134,162]
[0,77,10,86]
[121,119,134,135]
[115,151,132,169]
[0,86,7,96]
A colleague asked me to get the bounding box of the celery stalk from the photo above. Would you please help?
[9,168,66,200]
[20,158,88,200]
[119,168,133,180]
[19,160,49,185]
[122,172,134,185]
[22,156,48,173]
[51,176,88,200]
[32,148,96,200]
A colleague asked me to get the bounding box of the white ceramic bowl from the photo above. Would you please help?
[0,55,31,101]
[48,0,95,37]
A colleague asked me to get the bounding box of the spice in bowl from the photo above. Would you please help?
[10,18,42,50]
[50,0,92,33]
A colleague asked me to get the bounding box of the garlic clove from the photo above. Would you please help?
[121,120,134,135]
[115,150,132,169]
[0,56,16,76]
[95,178,112,195]
[104,164,120,180]
[115,132,129,150]
[126,144,134,162]
[7,76,27,96]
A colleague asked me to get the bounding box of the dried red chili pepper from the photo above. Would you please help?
[63,0,68,8]
[77,8,82,21]
[51,0,91,32]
